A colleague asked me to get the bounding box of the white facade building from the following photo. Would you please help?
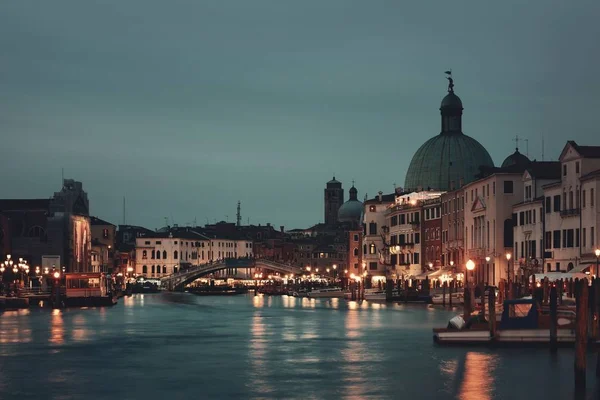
[463,172,524,286]
[362,192,395,279]
[135,230,253,278]
[543,142,600,272]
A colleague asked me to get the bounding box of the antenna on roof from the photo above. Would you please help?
[61,168,64,185]
[541,133,545,161]
[524,138,529,158]
[123,197,126,225]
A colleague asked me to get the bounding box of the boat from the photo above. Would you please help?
[365,289,400,301]
[188,286,248,296]
[292,288,309,298]
[433,298,576,346]
[307,287,346,298]
[431,292,464,305]
[63,273,118,307]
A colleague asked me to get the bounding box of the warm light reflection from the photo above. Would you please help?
[253,295,265,308]
[71,315,89,342]
[458,352,497,400]
[50,309,64,345]
[249,314,274,395]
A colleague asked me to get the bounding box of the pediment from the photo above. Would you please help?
[471,196,486,213]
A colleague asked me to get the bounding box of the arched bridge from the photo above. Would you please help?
[160,258,302,291]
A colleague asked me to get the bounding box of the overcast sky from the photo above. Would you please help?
[1,0,599,230]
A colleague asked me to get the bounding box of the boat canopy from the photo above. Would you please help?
[529,272,588,282]
[499,299,538,330]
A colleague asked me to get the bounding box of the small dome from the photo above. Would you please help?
[440,92,463,109]
[326,176,341,188]
[338,200,363,223]
[501,149,530,168]
[338,185,363,223]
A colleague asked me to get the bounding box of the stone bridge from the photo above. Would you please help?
[160,258,302,291]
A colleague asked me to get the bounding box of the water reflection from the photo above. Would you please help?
[341,309,367,399]
[50,309,64,345]
[458,352,497,400]
[71,314,89,342]
[249,313,273,395]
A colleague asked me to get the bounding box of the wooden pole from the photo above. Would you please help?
[480,283,486,320]
[442,281,447,307]
[575,279,588,392]
[550,286,558,353]
[558,279,563,306]
[488,287,496,340]
[543,277,549,305]
[463,286,471,321]
[591,278,599,341]
[449,280,453,308]
[386,279,393,303]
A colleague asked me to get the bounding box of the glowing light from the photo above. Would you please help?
[450,261,454,267]
[596,249,600,258]
[333,264,337,270]
[53,272,60,279]
[466,259,475,271]
[485,256,490,262]
[505,253,512,261]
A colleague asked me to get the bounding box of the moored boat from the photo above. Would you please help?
[433,298,576,346]
[307,287,346,298]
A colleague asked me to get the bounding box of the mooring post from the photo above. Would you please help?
[463,286,471,322]
[575,279,588,392]
[386,279,393,303]
[543,277,549,305]
[442,281,447,307]
[488,287,496,340]
[550,285,558,353]
[449,281,453,308]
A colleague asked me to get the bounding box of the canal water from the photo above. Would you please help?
[0,293,598,400]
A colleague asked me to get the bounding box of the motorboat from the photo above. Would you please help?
[307,287,346,298]
[431,292,465,305]
[364,289,400,301]
[433,298,576,345]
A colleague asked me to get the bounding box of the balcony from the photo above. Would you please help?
[560,208,580,217]
[410,222,421,229]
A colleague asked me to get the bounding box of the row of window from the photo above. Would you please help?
[389,212,421,227]
[142,240,253,248]
[389,253,420,265]
[544,189,595,213]
[389,233,421,246]
[545,227,595,250]
[513,208,542,226]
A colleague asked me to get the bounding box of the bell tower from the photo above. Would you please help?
[324,177,344,226]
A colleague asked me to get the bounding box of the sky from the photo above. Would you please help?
[1,0,600,230]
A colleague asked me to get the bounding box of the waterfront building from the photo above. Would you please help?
[404,77,494,191]
[386,191,444,280]
[542,141,600,272]
[90,217,116,273]
[0,179,91,272]
[422,196,442,269]
[362,192,395,281]
[463,163,529,285]
[512,162,560,277]
[441,186,466,271]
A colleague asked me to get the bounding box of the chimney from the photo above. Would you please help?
[459,178,464,187]
[378,191,383,202]
[280,226,284,233]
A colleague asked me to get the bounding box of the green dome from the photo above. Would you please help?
[501,149,530,168]
[404,83,494,191]
[404,133,494,191]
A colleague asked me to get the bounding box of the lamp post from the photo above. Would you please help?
[485,256,491,286]
[466,259,475,311]
[595,249,600,277]
[333,264,337,281]
[506,253,512,300]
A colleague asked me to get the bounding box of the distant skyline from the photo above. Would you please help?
[2,1,600,230]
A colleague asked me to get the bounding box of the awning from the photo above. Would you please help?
[414,268,453,280]
[569,264,592,274]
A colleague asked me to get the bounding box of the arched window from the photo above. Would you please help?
[163,250,167,259]
[142,265,147,274]
[353,248,359,256]
[142,250,147,259]
[26,225,47,241]
[369,243,376,254]
[151,265,155,273]
[156,251,161,260]
[163,266,167,274]
[186,252,188,260]
[174,266,178,273]
[174,250,178,259]
[151,250,155,259]
[568,262,574,271]
[363,244,367,255]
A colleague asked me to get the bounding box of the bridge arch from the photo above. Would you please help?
[160,258,302,291]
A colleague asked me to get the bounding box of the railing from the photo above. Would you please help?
[560,208,580,217]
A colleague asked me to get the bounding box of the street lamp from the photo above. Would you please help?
[333,264,337,280]
[306,266,311,272]
[595,248,600,277]
[466,259,475,286]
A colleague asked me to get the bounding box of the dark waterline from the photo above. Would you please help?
[0,293,598,400]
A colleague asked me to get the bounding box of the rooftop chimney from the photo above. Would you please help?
[378,191,383,202]
[280,226,284,233]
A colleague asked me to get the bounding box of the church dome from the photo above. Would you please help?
[404,78,494,191]
[338,185,363,223]
[501,149,530,168]
[404,134,494,191]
